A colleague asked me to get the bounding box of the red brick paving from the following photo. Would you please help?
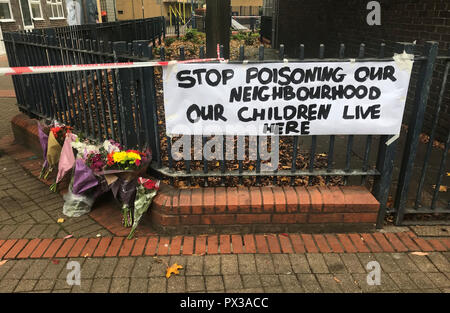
[17,239,41,259]
[4,239,28,259]
[181,236,193,255]
[266,234,281,253]
[144,237,158,256]
[219,235,231,254]
[372,233,395,253]
[289,234,306,253]
[324,234,344,253]
[348,234,370,253]
[336,234,357,253]
[54,238,77,258]
[301,234,319,253]
[0,232,449,260]
[243,234,256,253]
[313,235,332,253]
[384,233,409,252]
[0,239,18,259]
[231,235,244,254]
[279,234,294,253]
[194,236,206,255]
[207,235,219,254]
[93,237,112,257]
[254,234,269,253]
[105,237,123,256]
[360,233,383,253]
[30,239,54,258]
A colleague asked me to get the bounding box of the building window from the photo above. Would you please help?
[30,0,43,19]
[47,0,64,19]
[0,0,13,21]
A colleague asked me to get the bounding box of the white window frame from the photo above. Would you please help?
[47,0,65,20]
[0,0,14,22]
[29,0,44,20]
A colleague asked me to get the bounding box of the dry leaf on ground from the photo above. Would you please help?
[0,260,7,266]
[410,252,428,256]
[57,218,65,224]
[166,263,183,278]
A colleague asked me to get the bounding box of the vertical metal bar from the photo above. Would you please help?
[238,45,244,184]
[430,129,450,210]
[415,55,450,209]
[79,39,95,137]
[199,46,208,186]
[344,44,366,185]
[291,43,304,186]
[256,44,264,185]
[394,41,439,225]
[372,43,412,228]
[308,44,324,185]
[325,46,344,183]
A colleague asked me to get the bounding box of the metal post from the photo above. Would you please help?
[393,41,439,225]
[373,42,415,228]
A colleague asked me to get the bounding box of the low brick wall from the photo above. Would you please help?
[152,185,380,234]
[10,113,381,235]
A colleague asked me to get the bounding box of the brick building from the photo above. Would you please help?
[0,0,67,32]
[267,0,449,140]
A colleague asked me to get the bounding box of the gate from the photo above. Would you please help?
[388,43,450,225]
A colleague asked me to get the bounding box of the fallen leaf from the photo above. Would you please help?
[96,234,101,237]
[63,234,73,239]
[166,263,183,278]
[333,277,341,283]
[51,259,60,265]
[57,218,65,224]
[280,233,289,237]
[0,260,7,266]
[411,252,428,256]
[431,185,448,192]
[84,253,89,258]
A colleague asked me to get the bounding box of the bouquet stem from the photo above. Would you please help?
[39,166,47,179]
[43,167,52,180]
[121,205,133,228]
[49,182,58,192]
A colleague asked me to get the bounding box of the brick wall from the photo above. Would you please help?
[276,0,450,140]
[0,0,67,32]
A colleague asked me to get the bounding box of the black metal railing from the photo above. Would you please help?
[4,24,448,226]
[49,17,165,45]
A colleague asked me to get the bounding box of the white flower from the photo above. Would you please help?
[103,140,120,153]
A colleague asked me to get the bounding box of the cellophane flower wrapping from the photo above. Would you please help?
[127,178,160,239]
[37,122,49,178]
[45,131,62,179]
[50,133,76,192]
[72,159,99,195]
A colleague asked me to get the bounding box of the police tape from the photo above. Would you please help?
[0,57,225,76]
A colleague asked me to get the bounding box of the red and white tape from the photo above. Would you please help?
[0,57,224,76]
[0,44,225,76]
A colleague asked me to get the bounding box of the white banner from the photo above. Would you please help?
[162,59,413,136]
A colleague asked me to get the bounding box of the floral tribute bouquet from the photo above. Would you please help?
[104,147,152,227]
[127,177,160,239]
[37,120,158,228]
[42,124,73,179]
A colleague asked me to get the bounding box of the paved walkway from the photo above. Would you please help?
[0,151,449,293]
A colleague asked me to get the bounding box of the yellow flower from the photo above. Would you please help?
[112,151,127,163]
[126,152,141,160]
